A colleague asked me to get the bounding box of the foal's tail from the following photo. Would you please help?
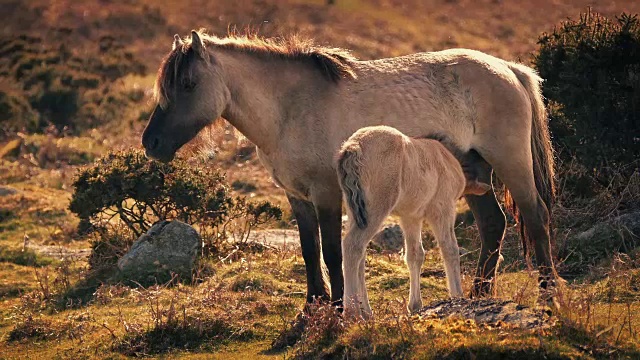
[506,63,556,255]
[337,144,368,229]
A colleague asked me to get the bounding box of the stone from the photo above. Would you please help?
[0,186,18,197]
[0,138,23,159]
[561,210,640,264]
[117,220,201,282]
[419,298,553,329]
[371,224,404,251]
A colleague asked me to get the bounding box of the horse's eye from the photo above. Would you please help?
[183,79,196,92]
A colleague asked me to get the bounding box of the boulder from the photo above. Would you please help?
[371,224,404,251]
[560,211,640,268]
[117,220,201,282]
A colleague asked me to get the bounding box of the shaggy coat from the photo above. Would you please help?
[142,31,556,306]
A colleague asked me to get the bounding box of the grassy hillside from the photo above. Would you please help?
[0,0,639,358]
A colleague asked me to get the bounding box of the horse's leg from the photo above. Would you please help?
[342,219,382,319]
[286,193,328,304]
[399,216,425,312]
[480,146,555,297]
[427,205,464,297]
[357,253,372,316]
[314,190,345,306]
[463,155,507,297]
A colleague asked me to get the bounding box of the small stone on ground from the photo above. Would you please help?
[419,298,553,329]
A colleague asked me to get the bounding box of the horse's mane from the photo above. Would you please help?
[154,31,357,108]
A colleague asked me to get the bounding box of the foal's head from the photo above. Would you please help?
[142,31,228,162]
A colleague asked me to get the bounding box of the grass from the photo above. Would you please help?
[0,237,637,358]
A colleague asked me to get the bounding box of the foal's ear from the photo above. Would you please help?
[190,30,206,58]
[172,34,183,50]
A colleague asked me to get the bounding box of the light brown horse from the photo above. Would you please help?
[337,125,490,318]
[142,30,556,307]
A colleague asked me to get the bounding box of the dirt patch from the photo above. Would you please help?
[246,229,301,250]
[419,298,554,329]
[27,244,90,260]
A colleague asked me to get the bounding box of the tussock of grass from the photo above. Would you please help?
[0,246,54,267]
[7,316,57,342]
[113,314,256,356]
[231,274,276,294]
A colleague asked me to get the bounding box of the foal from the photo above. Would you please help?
[337,125,490,318]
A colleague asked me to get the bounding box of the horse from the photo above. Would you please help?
[337,125,491,318]
[142,30,556,308]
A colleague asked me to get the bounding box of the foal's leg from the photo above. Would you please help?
[400,216,425,312]
[428,206,463,297]
[356,253,372,316]
[313,190,344,306]
[463,156,506,297]
[342,221,381,319]
[286,193,328,304]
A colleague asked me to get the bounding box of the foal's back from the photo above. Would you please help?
[340,125,466,218]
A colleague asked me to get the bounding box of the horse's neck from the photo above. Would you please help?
[218,49,324,153]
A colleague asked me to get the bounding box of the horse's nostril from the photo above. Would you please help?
[150,137,159,150]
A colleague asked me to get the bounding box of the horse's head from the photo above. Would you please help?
[142,31,229,162]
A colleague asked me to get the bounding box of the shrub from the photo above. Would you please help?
[534,10,640,198]
[70,150,232,237]
[70,150,282,257]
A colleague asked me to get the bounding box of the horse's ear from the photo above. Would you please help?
[190,30,206,58]
[172,34,183,50]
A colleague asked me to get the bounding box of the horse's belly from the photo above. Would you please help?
[256,148,313,200]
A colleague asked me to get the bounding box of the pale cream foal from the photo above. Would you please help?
[336,125,489,318]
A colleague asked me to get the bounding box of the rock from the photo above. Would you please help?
[561,211,640,265]
[371,224,404,251]
[370,225,474,254]
[0,138,23,159]
[419,298,553,329]
[0,186,18,197]
[117,220,201,282]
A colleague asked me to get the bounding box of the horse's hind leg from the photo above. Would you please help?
[480,146,555,296]
[463,155,507,297]
[399,216,425,312]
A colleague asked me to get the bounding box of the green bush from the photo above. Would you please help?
[70,150,282,257]
[534,10,640,198]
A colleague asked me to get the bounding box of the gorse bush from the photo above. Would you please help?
[70,150,282,263]
[534,10,640,198]
[70,150,232,237]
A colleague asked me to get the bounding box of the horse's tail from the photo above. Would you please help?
[337,144,368,229]
[506,63,556,256]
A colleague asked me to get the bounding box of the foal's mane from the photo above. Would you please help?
[154,31,357,107]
